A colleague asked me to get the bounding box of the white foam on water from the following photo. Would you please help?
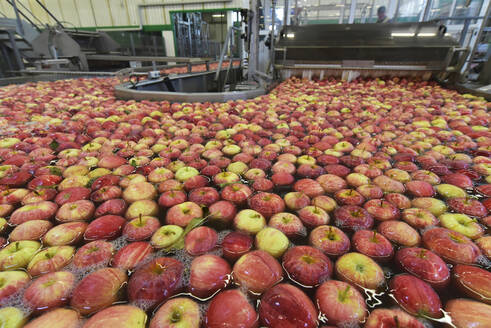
[110,236,129,251]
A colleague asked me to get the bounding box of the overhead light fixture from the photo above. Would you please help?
[212,14,225,18]
[418,32,436,37]
[391,32,415,37]
[286,33,295,38]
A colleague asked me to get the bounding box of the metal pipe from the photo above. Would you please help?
[34,0,64,28]
[5,0,42,32]
[10,0,24,36]
[6,30,24,70]
[348,0,357,24]
[215,26,232,80]
[270,0,276,74]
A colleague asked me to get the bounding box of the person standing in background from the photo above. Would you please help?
[376,6,392,23]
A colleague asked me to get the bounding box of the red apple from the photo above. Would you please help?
[259,283,318,328]
[9,201,58,225]
[221,231,253,261]
[166,202,203,227]
[282,246,332,287]
[72,239,114,268]
[422,227,482,265]
[23,308,82,328]
[150,297,201,328]
[84,214,126,241]
[334,205,374,231]
[453,264,491,304]
[128,257,183,309]
[23,271,75,312]
[316,280,367,326]
[112,241,152,271]
[0,270,29,302]
[446,299,491,328]
[54,187,90,206]
[9,220,52,242]
[94,198,127,217]
[83,305,147,328]
[365,308,425,328]
[233,250,283,294]
[309,225,350,257]
[205,289,258,328]
[123,215,160,241]
[352,230,394,262]
[395,247,450,289]
[390,274,442,318]
[189,254,231,299]
[377,220,421,247]
[70,267,127,315]
[43,221,87,246]
[185,226,218,256]
[248,192,285,219]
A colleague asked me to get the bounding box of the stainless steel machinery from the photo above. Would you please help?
[273,22,467,82]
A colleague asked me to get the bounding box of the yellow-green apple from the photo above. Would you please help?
[151,225,183,249]
[43,221,88,246]
[175,166,199,182]
[0,240,41,270]
[0,188,29,205]
[335,252,385,290]
[122,181,157,203]
[315,280,367,326]
[411,197,448,216]
[125,199,159,219]
[0,271,29,302]
[233,209,266,234]
[150,297,200,328]
[233,250,283,294]
[255,227,289,258]
[0,306,26,328]
[70,267,127,315]
[435,184,467,199]
[439,213,484,239]
[27,246,74,276]
[23,271,75,311]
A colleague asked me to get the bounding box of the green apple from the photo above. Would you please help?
[0,241,41,271]
[233,209,266,234]
[151,225,184,248]
[175,167,199,182]
[125,200,159,219]
[0,307,26,328]
[411,197,448,216]
[222,145,241,156]
[255,227,289,258]
[297,155,316,165]
[27,246,75,276]
[227,161,248,175]
[0,217,7,234]
[149,297,200,328]
[439,213,484,240]
[0,138,20,148]
[435,184,467,199]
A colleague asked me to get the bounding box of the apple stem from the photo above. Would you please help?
[15,242,19,252]
[393,315,400,328]
[371,230,377,242]
[339,285,351,302]
[139,214,142,226]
